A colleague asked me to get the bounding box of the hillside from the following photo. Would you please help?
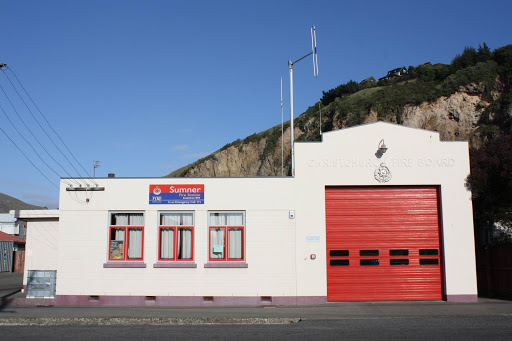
[167,44,512,178]
[0,192,46,213]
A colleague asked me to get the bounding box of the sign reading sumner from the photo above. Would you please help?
[149,184,204,204]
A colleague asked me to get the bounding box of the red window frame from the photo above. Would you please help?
[158,226,195,261]
[108,226,144,261]
[208,226,245,262]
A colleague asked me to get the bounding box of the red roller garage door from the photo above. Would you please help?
[326,186,443,301]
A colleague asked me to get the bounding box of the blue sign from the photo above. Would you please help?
[149,184,204,205]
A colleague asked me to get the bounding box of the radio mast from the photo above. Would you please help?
[288,26,318,176]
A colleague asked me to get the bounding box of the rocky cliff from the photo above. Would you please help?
[168,78,505,178]
[400,81,504,148]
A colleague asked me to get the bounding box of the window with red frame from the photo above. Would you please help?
[209,212,245,261]
[109,213,144,261]
[159,212,194,261]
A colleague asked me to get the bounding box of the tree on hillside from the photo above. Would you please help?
[452,43,492,71]
[452,46,478,70]
[477,42,491,62]
[321,80,361,105]
[467,135,512,243]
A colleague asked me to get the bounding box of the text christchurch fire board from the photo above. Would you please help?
[149,184,204,204]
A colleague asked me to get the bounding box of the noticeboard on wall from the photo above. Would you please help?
[149,184,204,205]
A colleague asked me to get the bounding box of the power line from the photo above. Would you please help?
[6,66,99,186]
[0,102,73,187]
[0,81,82,186]
[0,74,88,186]
[0,69,83,186]
[0,126,59,190]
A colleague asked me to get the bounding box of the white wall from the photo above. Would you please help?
[46,122,476,299]
[294,122,477,297]
[57,178,299,296]
[23,219,60,286]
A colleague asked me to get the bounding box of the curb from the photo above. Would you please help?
[0,317,301,326]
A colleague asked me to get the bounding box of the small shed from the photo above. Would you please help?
[360,76,376,84]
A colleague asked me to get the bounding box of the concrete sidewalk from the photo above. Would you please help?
[0,298,511,322]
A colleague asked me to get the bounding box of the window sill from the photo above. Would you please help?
[153,262,197,268]
[103,262,147,268]
[204,262,248,268]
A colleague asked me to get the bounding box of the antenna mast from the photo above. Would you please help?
[281,77,284,176]
[93,161,101,177]
[288,26,318,176]
[319,102,322,136]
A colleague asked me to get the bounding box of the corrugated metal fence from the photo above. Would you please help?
[0,241,13,272]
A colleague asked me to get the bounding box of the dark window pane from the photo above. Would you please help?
[390,259,409,265]
[330,259,349,266]
[330,250,349,257]
[360,259,379,266]
[360,250,379,256]
[390,249,409,256]
[419,249,438,256]
[420,259,439,265]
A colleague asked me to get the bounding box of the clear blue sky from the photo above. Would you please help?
[0,0,511,209]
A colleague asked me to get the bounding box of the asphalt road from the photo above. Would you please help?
[1,315,512,340]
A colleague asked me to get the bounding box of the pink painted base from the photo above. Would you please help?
[7,294,478,306]
[51,295,327,307]
[446,295,478,303]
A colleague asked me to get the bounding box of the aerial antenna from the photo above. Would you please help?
[288,25,319,176]
[311,26,319,77]
[281,77,284,176]
[93,161,101,177]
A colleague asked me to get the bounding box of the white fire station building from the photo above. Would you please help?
[23,122,477,305]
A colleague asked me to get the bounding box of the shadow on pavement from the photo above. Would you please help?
[0,272,23,310]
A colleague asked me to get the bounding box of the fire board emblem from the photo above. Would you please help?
[374,163,392,183]
[153,186,162,195]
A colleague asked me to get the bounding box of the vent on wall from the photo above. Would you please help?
[261,296,272,303]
